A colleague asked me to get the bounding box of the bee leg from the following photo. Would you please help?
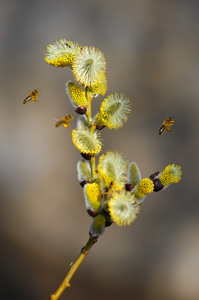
[166,127,172,133]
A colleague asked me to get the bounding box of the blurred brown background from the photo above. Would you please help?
[0,1,199,299]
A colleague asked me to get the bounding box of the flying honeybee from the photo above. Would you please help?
[54,114,73,128]
[158,116,175,135]
[23,89,40,104]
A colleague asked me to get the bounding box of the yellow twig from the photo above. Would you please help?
[49,236,97,300]
[84,87,97,181]
[86,87,92,127]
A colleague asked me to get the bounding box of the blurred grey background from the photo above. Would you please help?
[0,0,199,299]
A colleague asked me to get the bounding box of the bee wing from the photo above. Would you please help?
[54,115,72,128]
[53,117,63,128]
[54,117,70,128]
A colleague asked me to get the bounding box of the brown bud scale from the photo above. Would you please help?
[75,106,87,115]
[153,178,164,192]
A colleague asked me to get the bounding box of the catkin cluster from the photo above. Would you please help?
[45,39,182,238]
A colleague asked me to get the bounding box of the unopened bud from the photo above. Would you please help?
[87,209,98,217]
[80,180,90,187]
[96,125,106,130]
[125,183,134,191]
[149,171,160,180]
[81,152,92,160]
[89,214,106,238]
[101,209,113,227]
[105,219,113,227]
[75,106,87,115]
[153,178,164,192]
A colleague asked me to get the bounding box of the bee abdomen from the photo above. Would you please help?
[158,125,165,135]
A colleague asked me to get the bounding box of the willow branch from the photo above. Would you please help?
[49,236,98,300]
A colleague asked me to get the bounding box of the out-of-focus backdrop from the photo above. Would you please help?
[0,1,199,299]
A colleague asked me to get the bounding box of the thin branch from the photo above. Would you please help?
[49,236,97,300]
